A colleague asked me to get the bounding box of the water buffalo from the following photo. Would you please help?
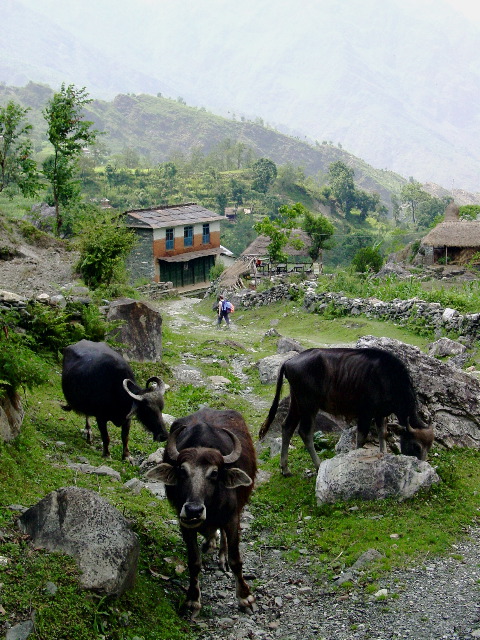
[62,339,168,460]
[146,408,256,616]
[259,347,434,476]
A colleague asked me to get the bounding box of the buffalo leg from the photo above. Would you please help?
[298,415,321,470]
[356,415,372,449]
[96,418,110,457]
[280,401,300,476]
[182,527,202,615]
[376,416,387,453]
[84,417,92,444]
[121,419,132,461]
[224,516,255,610]
[218,529,228,571]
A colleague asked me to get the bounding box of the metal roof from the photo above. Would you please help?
[125,203,222,228]
[158,248,222,262]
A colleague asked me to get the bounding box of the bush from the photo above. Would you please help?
[76,210,136,288]
[209,262,225,281]
[351,247,383,273]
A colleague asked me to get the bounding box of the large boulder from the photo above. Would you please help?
[357,335,480,449]
[0,390,24,442]
[18,487,139,595]
[277,336,305,354]
[107,298,162,362]
[315,449,440,505]
[256,351,298,384]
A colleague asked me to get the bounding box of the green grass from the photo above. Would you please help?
[3,286,480,637]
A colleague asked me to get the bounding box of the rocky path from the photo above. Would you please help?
[157,295,480,640]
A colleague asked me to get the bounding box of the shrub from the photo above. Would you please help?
[351,247,383,273]
[209,262,225,281]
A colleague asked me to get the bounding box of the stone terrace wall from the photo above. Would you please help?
[228,284,480,342]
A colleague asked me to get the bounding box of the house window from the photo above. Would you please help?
[166,228,174,250]
[202,223,210,244]
[184,225,193,247]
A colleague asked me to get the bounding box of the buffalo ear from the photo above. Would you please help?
[224,468,252,489]
[146,463,177,485]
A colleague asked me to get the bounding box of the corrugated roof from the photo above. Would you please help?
[158,248,222,262]
[125,203,222,228]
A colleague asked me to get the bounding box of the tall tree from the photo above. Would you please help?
[251,158,277,194]
[254,203,302,265]
[0,101,42,197]
[302,207,335,266]
[43,84,99,234]
[327,160,355,215]
[399,180,429,225]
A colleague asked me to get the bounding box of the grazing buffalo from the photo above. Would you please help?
[146,408,256,616]
[259,347,434,476]
[62,339,168,460]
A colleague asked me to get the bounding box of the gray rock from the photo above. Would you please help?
[139,447,165,474]
[0,391,24,442]
[256,351,298,384]
[172,364,205,386]
[18,487,139,594]
[315,449,440,505]
[277,336,305,354]
[66,463,121,482]
[107,298,163,362]
[5,620,34,640]
[427,337,466,358]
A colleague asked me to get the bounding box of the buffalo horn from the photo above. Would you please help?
[146,376,166,394]
[166,426,185,461]
[221,429,242,464]
[123,378,143,401]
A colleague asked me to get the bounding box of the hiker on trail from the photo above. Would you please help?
[217,295,231,328]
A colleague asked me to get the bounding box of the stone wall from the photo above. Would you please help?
[303,290,480,341]
[226,283,480,342]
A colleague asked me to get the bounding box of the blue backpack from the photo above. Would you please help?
[222,300,234,313]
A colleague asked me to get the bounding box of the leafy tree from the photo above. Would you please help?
[252,158,277,194]
[399,180,429,224]
[43,84,99,234]
[76,209,136,288]
[352,246,383,273]
[254,203,302,265]
[302,207,335,264]
[327,160,355,215]
[459,205,480,221]
[0,100,42,197]
[416,195,450,228]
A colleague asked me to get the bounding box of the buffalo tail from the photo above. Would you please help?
[258,363,286,439]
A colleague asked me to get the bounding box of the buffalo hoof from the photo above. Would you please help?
[187,600,201,619]
[238,594,257,612]
[281,468,293,477]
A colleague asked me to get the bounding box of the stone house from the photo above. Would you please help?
[125,203,223,287]
[420,202,480,265]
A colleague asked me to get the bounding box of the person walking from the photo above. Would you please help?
[217,295,230,328]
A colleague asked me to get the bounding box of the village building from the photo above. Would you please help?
[217,229,313,290]
[420,202,480,265]
[125,203,223,288]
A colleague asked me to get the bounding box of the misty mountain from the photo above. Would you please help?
[3,0,480,192]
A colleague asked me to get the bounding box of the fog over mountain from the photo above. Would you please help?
[3,0,480,192]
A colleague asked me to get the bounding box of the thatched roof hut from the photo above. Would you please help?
[421,202,480,264]
[217,229,312,290]
[240,229,312,259]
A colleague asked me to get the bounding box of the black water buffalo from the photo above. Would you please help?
[259,347,434,476]
[146,408,257,616]
[62,339,168,460]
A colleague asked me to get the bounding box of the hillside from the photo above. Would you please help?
[0,82,408,208]
[3,0,480,191]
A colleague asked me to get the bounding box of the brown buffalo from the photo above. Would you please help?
[146,408,257,615]
[259,347,434,476]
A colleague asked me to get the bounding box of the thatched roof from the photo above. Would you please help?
[421,201,480,248]
[241,229,312,258]
[217,256,256,289]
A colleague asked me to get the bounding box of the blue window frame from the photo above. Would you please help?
[202,223,210,244]
[166,228,174,250]
[184,225,193,247]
